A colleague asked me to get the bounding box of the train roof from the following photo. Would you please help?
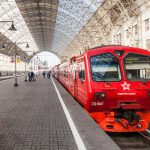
[85,45,150,55]
[89,45,123,50]
[67,45,150,64]
[88,45,147,51]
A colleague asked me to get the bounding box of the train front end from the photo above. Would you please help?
[88,46,150,132]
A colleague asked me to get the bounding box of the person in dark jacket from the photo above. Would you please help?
[31,72,35,81]
[28,72,32,81]
[48,70,51,79]
[42,71,45,78]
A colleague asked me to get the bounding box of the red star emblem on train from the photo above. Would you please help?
[121,81,131,91]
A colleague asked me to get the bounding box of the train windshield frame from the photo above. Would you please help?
[124,53,150,81]
[90,53,121,82]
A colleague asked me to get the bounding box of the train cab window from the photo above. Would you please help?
[90,53,121,82]
[78,62,85,80]
[124,53,150,81]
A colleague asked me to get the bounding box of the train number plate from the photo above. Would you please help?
[91,102,104,106]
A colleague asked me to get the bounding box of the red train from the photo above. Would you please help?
[52,45,150,132]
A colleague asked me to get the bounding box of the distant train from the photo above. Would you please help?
[52,45,150,132]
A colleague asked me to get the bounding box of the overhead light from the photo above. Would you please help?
[8,22,17,31]
[2,44,5,48]
[2,44,5,50]
[26,43,29,48]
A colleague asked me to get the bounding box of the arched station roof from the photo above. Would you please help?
[0,0,150,61]
[0,0,102,61]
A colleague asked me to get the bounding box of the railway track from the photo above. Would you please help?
[108,132,150,150]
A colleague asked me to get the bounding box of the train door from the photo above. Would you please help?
[69,64,76,96]
[73,65,77,97]
[75,60,87,105]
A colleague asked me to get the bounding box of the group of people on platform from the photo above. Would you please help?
[28,71,35,81]
[42,70,51,79]
[27,70,51,81]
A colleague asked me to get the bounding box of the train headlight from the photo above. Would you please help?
[136,124,142,129]
[95,92,106,100]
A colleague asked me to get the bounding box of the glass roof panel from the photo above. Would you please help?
[15,0,58,52]
[52,0,103,55]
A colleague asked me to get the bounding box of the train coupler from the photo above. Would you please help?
[115,110,140,126]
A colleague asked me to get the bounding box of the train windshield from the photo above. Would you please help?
[90,53,121,81]
[124,53,150,81]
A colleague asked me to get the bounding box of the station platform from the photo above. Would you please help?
[0,76,120,150]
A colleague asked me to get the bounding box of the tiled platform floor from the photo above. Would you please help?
[0,77,78,150]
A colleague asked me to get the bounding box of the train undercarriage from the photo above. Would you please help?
[89,110,150,132]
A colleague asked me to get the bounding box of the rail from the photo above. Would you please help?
[108,132,150,150]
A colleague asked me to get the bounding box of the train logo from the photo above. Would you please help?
[121,81,131,91]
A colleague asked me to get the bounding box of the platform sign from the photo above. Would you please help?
[16,56,21,63]
[11,56,15,63]
[11,56,21,63]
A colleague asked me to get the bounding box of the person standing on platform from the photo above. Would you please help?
[48,70,51,79]
[31,71,35,81]
[28,72,32,81]
[42,71,45,78]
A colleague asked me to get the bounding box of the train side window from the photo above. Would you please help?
[78,62,85,81]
